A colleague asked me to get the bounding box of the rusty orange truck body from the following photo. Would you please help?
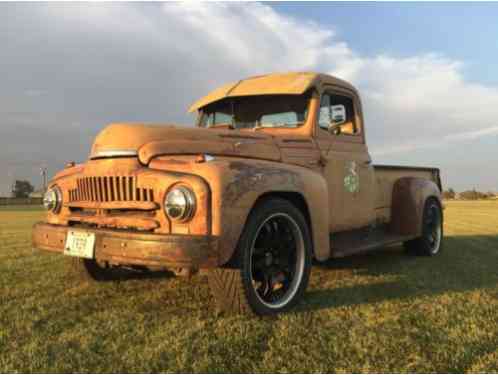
[33,72,443,315]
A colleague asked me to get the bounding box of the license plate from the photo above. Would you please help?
[64,231,96,259]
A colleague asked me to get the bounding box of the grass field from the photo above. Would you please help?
[1,201,497,373]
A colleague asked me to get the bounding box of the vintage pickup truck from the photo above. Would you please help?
[33,72,443,315]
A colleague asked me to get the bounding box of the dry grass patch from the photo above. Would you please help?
[0,201,497,372]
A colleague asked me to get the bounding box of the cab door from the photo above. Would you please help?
[316,88,376,233]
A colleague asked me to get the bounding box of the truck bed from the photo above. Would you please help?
[373,164,441,222]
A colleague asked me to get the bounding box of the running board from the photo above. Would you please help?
[330,226,415,258]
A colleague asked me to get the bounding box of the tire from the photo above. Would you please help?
[208,198,313,316]
[403,198,443,256]
[68,257,112,282]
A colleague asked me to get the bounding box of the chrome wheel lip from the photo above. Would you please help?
[249,212,306,310]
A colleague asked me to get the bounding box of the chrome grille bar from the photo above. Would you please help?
[68,176,154,203]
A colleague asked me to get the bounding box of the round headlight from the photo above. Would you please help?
[164,186,196,222]
[43,186,62,213]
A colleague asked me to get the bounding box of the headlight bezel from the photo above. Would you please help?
[43,186,63,213]
[164,185,197,222]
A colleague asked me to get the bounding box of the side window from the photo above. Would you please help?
[319,92,359,136]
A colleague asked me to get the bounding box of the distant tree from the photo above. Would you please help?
[460,189,491,200]
[442,188,456,200]
[11,180,34,198]
[485,191,497,199]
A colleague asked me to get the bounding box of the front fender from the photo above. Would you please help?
[151,157,330,265]
[218,160,330,264]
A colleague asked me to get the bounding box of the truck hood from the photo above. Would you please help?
[90,123,281,164]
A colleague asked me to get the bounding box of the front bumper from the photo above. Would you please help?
[32,222,219,268]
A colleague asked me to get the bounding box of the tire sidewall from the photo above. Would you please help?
[237,198,313,315]
[70,257,111,281]
[422,198,444,256]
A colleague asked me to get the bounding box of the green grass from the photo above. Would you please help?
[1,201,497,373]
[0,204,44,211]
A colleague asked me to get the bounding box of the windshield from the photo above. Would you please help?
[199,93,311,130]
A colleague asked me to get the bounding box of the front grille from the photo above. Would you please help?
[68,176,154,203]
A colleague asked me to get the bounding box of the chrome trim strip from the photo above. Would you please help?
[91,149,138,158]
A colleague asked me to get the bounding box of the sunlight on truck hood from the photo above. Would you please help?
[90,123,281,164]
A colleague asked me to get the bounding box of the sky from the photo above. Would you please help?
[1,2,498,195]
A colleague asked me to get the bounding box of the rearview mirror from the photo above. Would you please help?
[328,104,346,134]
[331,104,346,125]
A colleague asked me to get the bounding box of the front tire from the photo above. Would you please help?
[69,258,113,282]
[208,198,313,315]
[404,198,443,256]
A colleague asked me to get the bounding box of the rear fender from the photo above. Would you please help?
[390,177,442,236]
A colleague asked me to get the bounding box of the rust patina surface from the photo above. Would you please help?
[33,72,442,271]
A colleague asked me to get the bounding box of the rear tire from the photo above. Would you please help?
[208,198,313,315]
[404,198,443,256]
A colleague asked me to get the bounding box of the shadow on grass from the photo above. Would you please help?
[78,234,498,315]
[97,267,175,282]
[299,234,498,313]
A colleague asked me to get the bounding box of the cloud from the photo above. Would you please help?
[1,2,498,194]
[374,125,498,156]
[341,54,498,156]
[159,3,498,156]
[25,89,47,97]
[158,3,498,157]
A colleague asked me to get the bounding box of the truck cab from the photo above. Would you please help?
[33,72,443,315]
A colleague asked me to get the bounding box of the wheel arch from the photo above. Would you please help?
[254,191,311,225]
[221,189,331,266]
[390,177,443,236]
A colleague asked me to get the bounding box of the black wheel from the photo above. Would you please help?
[404,198,443,256]
[208,198,313,315]
[68,257,113,282]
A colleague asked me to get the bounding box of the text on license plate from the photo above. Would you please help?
[64,231,96,259]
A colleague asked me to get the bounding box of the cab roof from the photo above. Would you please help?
[188,72,358,112]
